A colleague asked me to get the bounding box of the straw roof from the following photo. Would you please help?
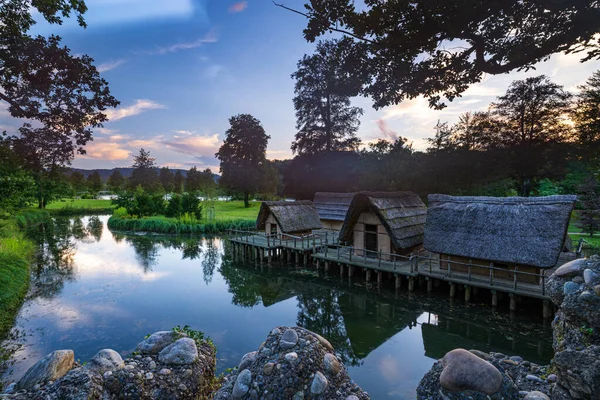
[313,192,355,221]
[424,194,577,268]
[256,200,322,233]
[339,191,427,249]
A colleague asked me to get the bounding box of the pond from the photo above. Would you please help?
[1,216,553,399]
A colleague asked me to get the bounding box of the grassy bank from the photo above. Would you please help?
[45,198,115,215]
[569,234,600,248]
[108,201,259,234]
[0,210,48,339]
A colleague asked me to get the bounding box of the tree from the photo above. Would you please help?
[216,114,270,207]
[173,170,185,194]
[291,38,363,155]
[129,148,158,192]
[577,176,600,237]
[70,171,87,194]
[426,121,455,153]
[1,1,119,208]
[574,70,600,159]
[159,167,175,193]
[107,170,125,192]
[185,167,202,192]
[451,112,499,151]
[280,0,600,108]
[87,170,103,194]
[0,142,34,214]
[491,75,573,196]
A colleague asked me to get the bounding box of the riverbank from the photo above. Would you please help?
[0,210,49,340]
[45,199,115,216]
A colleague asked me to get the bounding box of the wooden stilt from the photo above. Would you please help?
[427,278,433,292]
[366,270,372,282]
[491,290,498,308]
[465,285,471,302]
[543,300,552,319]
[449,283,456,298]
[395,275,401,290]
[339,264,344,276]
[408,277,415,292]
[509,294,517,312]
[377,271,382,285]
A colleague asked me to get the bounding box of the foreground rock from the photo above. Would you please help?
[215,326,369,399]
[417,349,552,399]
[547,255,600,399]
[2,330,216,399]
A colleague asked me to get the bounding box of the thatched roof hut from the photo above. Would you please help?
[424,194,577,269]
[256,200,322,234]
[313,192,355,222]
[339,191,427,250]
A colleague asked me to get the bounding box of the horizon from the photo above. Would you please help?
[2,1,598,172]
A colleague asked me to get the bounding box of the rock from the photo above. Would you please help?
[510,355,523,363]
[524,391,550,400]
[159,368,171,375]
[279,328,299,349]
[469,349,491,361]
[573,275,584,284]
[158,338,198,365]
[584,268,600,285]
[293,390,304,400]
[239,351,257,370]
[285,352,298,363]
[323,353,341,375]
[503,359,519,366]
[553,259,588,278]
[148,360,156,370]
[546,374,557,383]
[526,374,544,383]
[594,284,600,296]
[311,371,328,395]
[84,349,124,374]
[313,332,334,351]
[45,368,104,400]
[563,281,580,295]
[346,396,360,400]
[17,349,75,390]
[439,349,503,394]
[263,362,274,376]
[579,290,596,302]
[145,372,153,380]
[232,369,252,398]
[135,330,186,355]
[3,382,16,394]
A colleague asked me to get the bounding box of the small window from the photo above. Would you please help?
[365,224,377,232]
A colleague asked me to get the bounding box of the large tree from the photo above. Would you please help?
[291,38,364,155]
[216,114,270,207]
[129,148,159,191]
[107,169,125,192]
[87,170,103,194]
[278,0,600,109]
[1,0,119,207]
[574,70,600,159]
[159,167,175,193]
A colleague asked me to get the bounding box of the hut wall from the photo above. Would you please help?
[321,219,344,231]
[265,213,281,236]
[353,212,391,257]
[438,254,541,284]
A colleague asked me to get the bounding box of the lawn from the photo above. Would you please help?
[569,233,600,248]
[203,200,260,222]
[46,198,115,210]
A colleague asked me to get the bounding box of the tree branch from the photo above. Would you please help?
[272,2,377,44]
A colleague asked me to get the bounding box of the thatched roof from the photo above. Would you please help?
[313,192,355,221]
[424,194,577,268]
[256,200,322,233]
[339,192,427,249]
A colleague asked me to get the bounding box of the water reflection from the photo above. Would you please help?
[1,216,553,399]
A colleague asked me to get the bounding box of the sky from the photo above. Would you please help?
[3,0,600,172]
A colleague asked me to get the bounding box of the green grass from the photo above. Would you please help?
[45,198,115,215]
[569,233,600,248]
[108,200,260,234]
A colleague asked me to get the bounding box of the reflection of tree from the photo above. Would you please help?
[70,217,88,241]
[180,239,203,261]
[25,218,77,298]
[86,216,103,242]
[219,260,262,307]
[126,236,158,273]
[201,239,220,284]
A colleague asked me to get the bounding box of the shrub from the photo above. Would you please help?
[113,187,166,217]
[165,194,182,218]
[181,193,202,220]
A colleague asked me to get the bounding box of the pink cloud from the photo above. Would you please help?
[376,118,399,142]
[229,1,247,13]
[82,142,131,161]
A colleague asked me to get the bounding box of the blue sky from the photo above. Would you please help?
[3,0,600,172]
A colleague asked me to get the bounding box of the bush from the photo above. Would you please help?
[181,193,202,220]
[165,194,182,218]
[112,187,165,217]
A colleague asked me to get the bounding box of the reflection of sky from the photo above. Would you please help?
[2,217,552,399]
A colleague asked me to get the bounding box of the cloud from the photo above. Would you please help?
[128,139,162,150]
[110,135,125,141]
[104,99,166,121]
[172,130,195,135]
[83,141,131,160]
[149,29,218,55]
[229,1,248,13]
[97,59,127,73]
[204,65,224,79]
[96,127,118,135]
[375,119,399,142]
[77,0,195,25]
[161,134,220,157]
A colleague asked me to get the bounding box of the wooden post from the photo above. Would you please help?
[316,259,321,270]
[303,253,308,265]
[366,270,372,282]
[491,290,498,308]
[339,264,344,276]
[268,249,272,264]
[395,275,401,290]
[509,293,517,312]
[295,251,299,263]
[449,283,456,299]
[543,300,552,320]
[464,285,471,302]
[287,249,291,262]
[427,278,433,293]
[348,265,354,278]
[325,261,329,273]
[377,271,382,285]
[408,277,415,292]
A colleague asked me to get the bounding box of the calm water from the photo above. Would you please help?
[1,216,553,398]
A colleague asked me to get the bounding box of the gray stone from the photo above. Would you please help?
[280,329,298,349]
[159,368,171,375]
[285,352,298,363]
[178,383,188,391]
[135,330,185,355]
[519,391,530,396]
[3,382,16,394]
[311,371,328,395]
[232,369,252,398]
[313,332,334,351]
[469,349,492,361]
[17,349,75,390]
[547,374,557,383]
[584,269,600,285]
[346,396,360,400]
[292,390,304,400]
[439,348,503,394]
[148,360,156,370]
[158,338,198,365]
[84,349,124,374]
[579,290,595,302]
[526,374,544,383]
[563,281,580,295]
[323,353,341,375]
[145,372,153,380]
[554,259,588,278]
[263,362,274,376]
[239,351,257,370]
[45,368,103,400]
[510,355,523,363]
[524,391,550,400]
[573,275,585,284]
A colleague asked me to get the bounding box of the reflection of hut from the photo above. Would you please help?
[339,192,427,257]
[424,195,577,284]
[256,201,322,238]
[313,192,355,230]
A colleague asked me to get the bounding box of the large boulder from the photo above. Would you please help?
[135,330,187,355]
[214,326,369,399]
[16,350,74,390]
[546,256,600,399]
[84,349,124,375]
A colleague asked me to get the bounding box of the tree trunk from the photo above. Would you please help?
[521,176,531,197]
[244,191,250,208]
